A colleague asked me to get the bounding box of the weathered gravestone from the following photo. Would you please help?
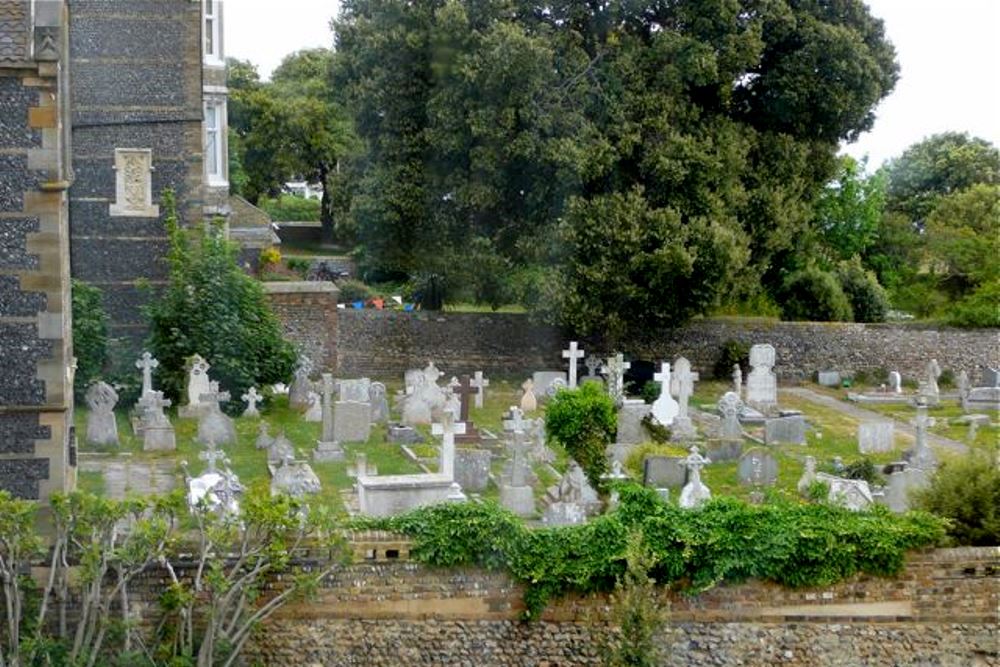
[136,351,159,397]
[85,381,119,446]
[669,357,699,440]
[717,391,743,442]
[981,366,1000,388]
[818,371,841,387]
[255,421,274,450]
[499,430,535,517]
[270,458,322,498]
[737,448,779,487]
[642,456,686,489]
[531,371,567,397]
[520,379,538,413]
[746,344,778,412]
[303,391,322,422]
[764,415,806,445]
[180,354,212,417]
[267,430,296,465]
[616,399,651,445]
[817,473,874,511]
[140,391,175,452]
[370,382,390,423]
[241,387,263,418]
[889,371,902,394]
[454,449,491,493]
[197,384,236,446]
[334,400,371,443]
[314,373,344,462]
[858,421,894,454]
[288,358,314,411]
[471,371,490,409]
[679,445,711,509]
[582,356,604,386]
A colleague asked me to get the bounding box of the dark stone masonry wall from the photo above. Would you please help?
[332,310,999,380]
[240,545,998,667]
[264,282,339,371]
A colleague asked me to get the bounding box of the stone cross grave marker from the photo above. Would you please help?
[669,357,699,439]
[733,364,742,398]
[471,371,489,409]
[605,353,631,406]
[186,355,211,408]
[141,391,175,451]
[85,381,120,446]
[453,375,481,441]
[136,351,158,397]
[431,408,466,479]
[679,445,711,509]
[562,341,585,389]
[503,406,526,434]
[320,373,336,442]
[651,362,679,426]
[199,439,225,474]
[241,387,263,418]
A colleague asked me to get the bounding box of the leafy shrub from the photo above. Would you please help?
[600,530,666,667]
[336,278,373,303]
[147,191,297,410]
[945,279,1000,328]
[355,486,945,619]
[286,257,311,277]
[638,380,661,404]
[913,453,1000,546]
[259,245,281,268]
[712,339,749,380]
[888,276,948,319]
[70,280,109,399]
[545,383,617,490]
[842,458,880,485]
[260,194,321,222]
[778,266,854,322]
[836,258,889,322]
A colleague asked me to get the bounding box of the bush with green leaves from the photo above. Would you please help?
[544,383,618,490]
[600,530,666,667]
[712,339,750,380]
[355,486,945,619]
[778,265,854,322]
[70,280,109,399]
[945,279,1000,328]
[260,194,321,222]
[913,453,1000,546]
[335,278,374,303]
[147,190,297,409]
[836,258,889,322]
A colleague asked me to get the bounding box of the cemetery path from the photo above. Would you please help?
[784,388,969,456]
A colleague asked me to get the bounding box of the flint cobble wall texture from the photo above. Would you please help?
[264,283,339,371]
[241,546,999,666]
[332,310,999,380]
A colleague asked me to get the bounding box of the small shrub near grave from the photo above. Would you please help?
[712,339,750,380]
[545,383,617,490]
[70,280,109,400]
[913,453,1000,546]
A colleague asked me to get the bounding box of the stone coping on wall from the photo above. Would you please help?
[262,281,339,295]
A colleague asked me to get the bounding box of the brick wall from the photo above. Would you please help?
[264,282,339,370]
[333,311,999,381]
[240,543,999,666]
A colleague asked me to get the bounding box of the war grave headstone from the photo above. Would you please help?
[764,414,806,445]
[471,371,490,409]
[270,458,322,498]
[562,341,585,389]
[196,384,236,446]
[745,344,777,413]
[582,355,604,386]
[499,429,535,517]
[140,391,175,452]
[370,382,390,423]
[669,357,698,441]
[650,362,679,426]
[858,421,894,454]
[241,387,262,418]
[678,445,711,509]
[314,373,345,462]
[642,455,686,489]
[179,354,212,417]
[85,381,119,446]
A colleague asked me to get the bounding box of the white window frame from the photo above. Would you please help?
[203,0,223,65]
[204,99,228,186]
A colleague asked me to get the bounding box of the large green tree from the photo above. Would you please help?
[334,0,898,333]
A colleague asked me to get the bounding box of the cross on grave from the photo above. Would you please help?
[136,351,159,396]
[651,362,680,426]
[241,387,263,418]
[503,406,526,434]
[605,353,631,406]
[507,429,531,487]
[319,373,337,443]
[584,355,602,378]
[471,371,490,409]
[562,341,585,388]
[140,391,172,428]
[199,386,231,410]
[199,440,226,474]
[431,408,467,478]
[452,375,481,442]
[669,357,699,419]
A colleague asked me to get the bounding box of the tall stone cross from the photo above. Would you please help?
[669,357,699,419]
[503,406,526,434]
[136,351,159,396]
[241,387,263,418]
[320,373,336,443]
[562,341,585,388]
[605,353,631,406]
[199,386,231,412]
[141,391,173,428]
[910,399,937,470]
[199,439,225,474]
[471,371,490,409]
[651,362,680,426]
[432,409,466,479]
[683,445,710,486]
[508,429,530,487]
[454,375,479,425]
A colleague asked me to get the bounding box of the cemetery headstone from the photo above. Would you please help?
[333,399,372,443]
[135,351,159,397]
[582,355,604,386]
[717,391,744,442]
[455,449,491,493]
[369,382,390,423]
[669,357,698,441]
[444,377,462,418]
[817,472,873,511]
[85,381,119,446]
[678,445,711,509]
[431,409,465,480]
[650,362,679,426]
[388,425,423,445]
[616,399,651,445]
[339,378,372,403]
[858,421,894,454]
[737,448,778,487]
[981,366,1000,388]
[889,371,902,394]
[520,379,538,413]
[923,359,941,398]
[500,429,535,517]
[563,341,585,389]
[255,421,274,450]
[267,430,296,465]
[909,399,938,471]
[957,370,970,399]
[196,385,236,446]
[546,377,568,399]
[733,364,742,398]
[531,371,567,397]
[452,375,481,443]
[883,462,929,513]
[796,456,817,496]
[270,458,322,498]
[181,354,212,416]
[241,387,263,418]
[314,373,344,462]
[303,391,323,422]
[471,371,490,409]
[746,344,777,411]
[642,456,686,489]
[527,418,555,464]
[818,371,841,387]
[601,459,630,509]
[543,461,597,525]
[140,391,175,451]
[764,415,806,445]
[605,354,631,407]
[288,357,314,411]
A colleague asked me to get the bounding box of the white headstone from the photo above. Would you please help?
[651,362,679,426]
[858,421,894,454]
[562,341,585,389]
[679,445,711,509]
[241,387,263,418]
[888,371,902,394]
[185,354,211,408]
[746,344,777,410]
[471,371,490,409]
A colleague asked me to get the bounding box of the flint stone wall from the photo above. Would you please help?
[242,545,998,666]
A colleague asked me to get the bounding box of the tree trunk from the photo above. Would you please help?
[319,163,334,247]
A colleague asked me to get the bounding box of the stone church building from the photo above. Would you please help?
[0,0,241,502]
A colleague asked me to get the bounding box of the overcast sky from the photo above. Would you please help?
[226,0,1000,170]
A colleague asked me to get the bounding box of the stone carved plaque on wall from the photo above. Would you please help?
[110,148,159,217]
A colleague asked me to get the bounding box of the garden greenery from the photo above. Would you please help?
[70,279,109,400]
[353,485,945,619]
[544,384,618,490]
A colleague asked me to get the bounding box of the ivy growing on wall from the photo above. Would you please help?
[353,486,945,618]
